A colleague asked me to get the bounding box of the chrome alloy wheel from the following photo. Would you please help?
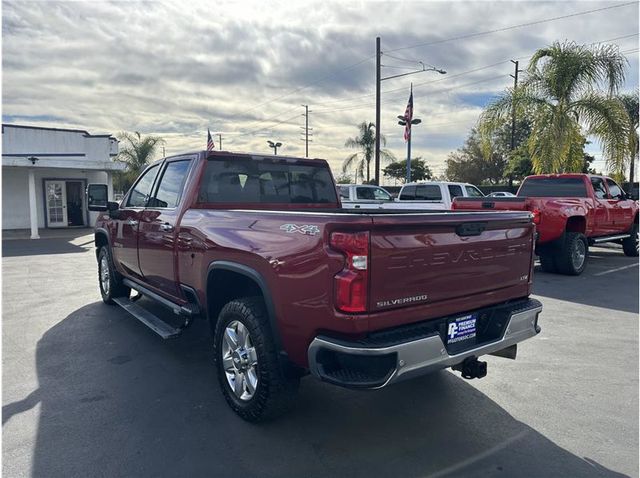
[572,239,586,270]
[99,254,110,296]
[221,320,259,401]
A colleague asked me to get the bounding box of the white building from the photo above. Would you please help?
[2,124,126,238]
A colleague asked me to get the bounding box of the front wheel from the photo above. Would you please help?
[97,247,130,304]
[554,232,588,275]
[214,297,298,422]
[622,223,639,257]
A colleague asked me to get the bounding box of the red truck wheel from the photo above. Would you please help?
[554,232,588,275]
[622,223,639,257]
[97,247,130,304]
[214,297,299,422]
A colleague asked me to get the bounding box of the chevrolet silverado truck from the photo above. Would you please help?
[453,174,639,275]
[88,151,542,421]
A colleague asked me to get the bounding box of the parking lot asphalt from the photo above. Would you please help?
[2,235,638,478]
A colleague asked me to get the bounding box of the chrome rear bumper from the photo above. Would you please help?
[308,299,542,389]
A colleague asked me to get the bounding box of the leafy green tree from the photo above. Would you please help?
[504,144,533,181]
[335,173,353,184]
[617,91,639,183]
[342,122,396,183]
[383,157,432,183]
[480,41,630,174]
[445,129,506,184]
[114,131,165,192]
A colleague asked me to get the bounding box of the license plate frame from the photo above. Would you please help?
[446,313,478,348]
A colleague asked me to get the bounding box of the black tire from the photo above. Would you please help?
[622,222,639,257]
[97,247,130,304]
[538,253,557,273]
[554,232,588,275]
[214,297,298,422]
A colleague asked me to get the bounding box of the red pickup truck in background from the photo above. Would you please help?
[453,174,639,275]
[88,151,542,421]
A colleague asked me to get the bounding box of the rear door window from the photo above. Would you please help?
[356,187,376,200]
[149,160,191,208]
[399,185,416,200]
[338,186,350,199]
[415,185,442,201]
[447,185,463,198]
[591,177,608,199]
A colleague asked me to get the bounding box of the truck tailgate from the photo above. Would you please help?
[369,211,534,312]
[452,196,529,211]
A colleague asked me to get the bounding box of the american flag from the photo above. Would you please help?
[403,88,413,142]
[207,128,215,151]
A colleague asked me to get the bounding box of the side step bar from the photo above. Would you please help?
[591,234,631,244]
[117,279,200,339]
[122,278,200,317]
[113,297,182,339]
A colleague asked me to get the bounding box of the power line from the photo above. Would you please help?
[310,31,639,109]
[237,112,302,137]
[385,1,637,53]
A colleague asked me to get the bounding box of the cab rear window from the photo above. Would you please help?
[518,177,588,197]
[197,157,338,204]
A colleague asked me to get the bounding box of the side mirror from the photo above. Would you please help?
[87,184,109,211]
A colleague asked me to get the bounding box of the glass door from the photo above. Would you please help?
[45,180,68,227]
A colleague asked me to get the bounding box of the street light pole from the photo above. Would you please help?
[267,140,282,155]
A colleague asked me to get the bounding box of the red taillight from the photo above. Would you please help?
[532,208,541,225]
[330,231,369,313]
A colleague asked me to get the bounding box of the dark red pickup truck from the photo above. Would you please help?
[88,151,542,421]
[453,174,639,275]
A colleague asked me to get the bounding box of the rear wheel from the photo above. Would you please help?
[554,232,588,275]
[98,247,130,304]
[622,223,638,257]
[214,297,298,422]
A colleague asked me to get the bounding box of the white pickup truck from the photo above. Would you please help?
[339,182,484,210]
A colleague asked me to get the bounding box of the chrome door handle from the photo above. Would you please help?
[160,223,174,232]
[127,219,138,226]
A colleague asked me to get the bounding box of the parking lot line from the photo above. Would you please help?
[592,262,639,276]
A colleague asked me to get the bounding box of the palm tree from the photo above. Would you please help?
[342,122,396,183]
[617,91,639,183]
[115,131,165,192]
[479,42,631,174]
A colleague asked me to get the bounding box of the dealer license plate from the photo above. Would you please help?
[446,313,477,345]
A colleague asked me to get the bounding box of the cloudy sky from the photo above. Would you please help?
[2,0,639,183]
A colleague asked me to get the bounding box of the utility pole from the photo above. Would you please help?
[301,104,313,157]
[374,36,381,185]
[162,146,165,157]
[218,134,223,150]
[509,60,523,188]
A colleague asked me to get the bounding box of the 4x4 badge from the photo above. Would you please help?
[280,224,320,236]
